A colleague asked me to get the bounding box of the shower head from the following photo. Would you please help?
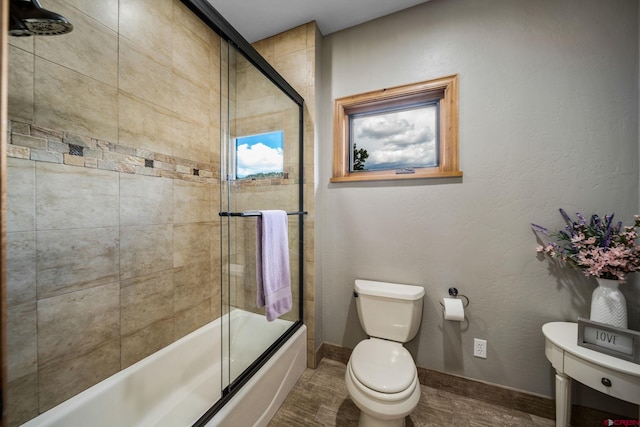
[9,0,73,36]
[9,12,33,37]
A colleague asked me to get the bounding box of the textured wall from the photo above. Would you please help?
[319,0,639,416]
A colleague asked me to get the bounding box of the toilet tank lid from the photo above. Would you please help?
[355,279,425,300]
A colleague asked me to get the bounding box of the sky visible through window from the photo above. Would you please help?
[351,104,437,171]
[236,131,284,179]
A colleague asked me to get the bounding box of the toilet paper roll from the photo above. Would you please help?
[442,297,465,321]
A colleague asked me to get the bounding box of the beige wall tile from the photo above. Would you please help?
[119,0,173,64]
[38,339,120,411]
[172,17,212,90]
[121,318,175,368]
[37,283,120,365]
[53,0,119,31]
[305,47,316,93]
[171,115,212,163]
[173,180,215,223]
[34,58,118,142]
[119,36,172,109]
[118,92,175,156]
[273,24,307,57]
[174,261,212,313]
[36,1,118,86]
[209,123,221,165]
[7,373,38,427]
[6,158,35,233]
[210,30,221,70]
[173,0,215,46]
[210,222,222,317]
[120,224,173,280]
[235,69,279,111]
[36,227,119,299]
[171,74,212,127]
[252,38,274,64]
[6,232,36,307]
[8,46,34,123]
[6,302,37,382]
[120,173,174,226]
[121,270,174,336]
[174,223,213,268]
[174,299,211,338]
[275,52,308,95]
[8,28,34,52]
[35,162,119,230]
[210,280,222,320]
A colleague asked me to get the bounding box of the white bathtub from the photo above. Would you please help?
[21,310,307,427]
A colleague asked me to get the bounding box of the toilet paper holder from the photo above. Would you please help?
[439,287,470,308]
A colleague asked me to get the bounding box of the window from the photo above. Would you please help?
[331,75,461,182]
[233,131,284,180]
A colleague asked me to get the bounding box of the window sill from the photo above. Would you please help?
[329,169,463,183]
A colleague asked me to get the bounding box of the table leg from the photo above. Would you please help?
[555,372,571,427]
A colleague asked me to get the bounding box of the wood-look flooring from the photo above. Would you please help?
[269,358,555,427]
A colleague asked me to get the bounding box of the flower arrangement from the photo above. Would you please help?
[532,209,640,283]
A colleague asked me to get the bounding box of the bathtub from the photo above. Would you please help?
[21,310,307,427]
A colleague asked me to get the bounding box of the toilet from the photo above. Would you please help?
[345,279,425,427]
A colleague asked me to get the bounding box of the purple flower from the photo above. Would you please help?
[532,209,640,283]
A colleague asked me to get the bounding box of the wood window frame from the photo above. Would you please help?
[331,74,462,183]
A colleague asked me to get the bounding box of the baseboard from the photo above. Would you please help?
[317,343,631,423]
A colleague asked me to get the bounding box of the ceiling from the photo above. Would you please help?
[207,0,430,43]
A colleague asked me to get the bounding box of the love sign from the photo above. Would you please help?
[578,318,640,364]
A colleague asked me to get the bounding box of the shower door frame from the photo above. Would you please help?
[0,1,8,425]
[179,1,305,425]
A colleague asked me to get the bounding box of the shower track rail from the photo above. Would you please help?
[219,211,308,217]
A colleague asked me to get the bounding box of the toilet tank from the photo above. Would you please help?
[354,279,425,343]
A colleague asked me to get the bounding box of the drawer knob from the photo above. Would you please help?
[601,378,612,387]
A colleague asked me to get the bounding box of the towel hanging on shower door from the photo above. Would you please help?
[256,210,292,321]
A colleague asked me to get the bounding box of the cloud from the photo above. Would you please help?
[357,117,414,139]
[369,142,437,169]
[385,127,434,147]
[355,112,435,147]
[353,107,437,169]
[236,142,283,178]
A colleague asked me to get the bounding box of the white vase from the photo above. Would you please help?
[590,278,627,329]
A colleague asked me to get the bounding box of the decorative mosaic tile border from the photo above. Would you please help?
[7,120,218,184]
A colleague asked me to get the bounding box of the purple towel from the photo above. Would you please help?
[256,210,292,321]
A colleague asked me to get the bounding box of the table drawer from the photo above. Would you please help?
[564,353,640,404]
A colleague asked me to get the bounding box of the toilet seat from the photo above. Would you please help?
[347,362,419,403]
[350,339,417,395]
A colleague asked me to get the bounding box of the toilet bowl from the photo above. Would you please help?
[345,338,421,427]
[345,280,425,427]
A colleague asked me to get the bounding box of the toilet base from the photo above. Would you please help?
[346,359,420,427]
[358,411,406,427]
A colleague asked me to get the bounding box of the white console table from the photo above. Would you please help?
[542,322,640,427]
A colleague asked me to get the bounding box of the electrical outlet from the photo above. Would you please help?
[474,338,487,359]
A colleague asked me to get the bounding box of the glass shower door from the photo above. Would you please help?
[219,40,303,392]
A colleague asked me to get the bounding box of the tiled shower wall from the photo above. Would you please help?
[6,1,318,425]
[6,0,222,424]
